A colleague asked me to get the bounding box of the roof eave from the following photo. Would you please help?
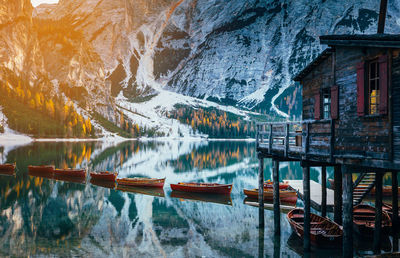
[320,39,400,48]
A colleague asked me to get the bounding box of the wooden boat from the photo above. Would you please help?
[170,190,232,205]
[90,171,118,181]
[287,208,343,247]
[382,202,400,220]
[90,178,116,189]
[263,180,290,190]
[170,182,233,194]
[117,177,165,188]
[353,204,392,236]
[28,165,55,174]
[243,188,297,205]
[54,168,86,178]
[117,185,165,197]
[0,163,16,171]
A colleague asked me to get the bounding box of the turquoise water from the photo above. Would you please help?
[0,141,397,257]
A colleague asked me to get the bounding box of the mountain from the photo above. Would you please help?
[0,0,399,138]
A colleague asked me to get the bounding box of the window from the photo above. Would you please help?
[357,55,388,117]
[322,89,331,119]
[368,60,380,115]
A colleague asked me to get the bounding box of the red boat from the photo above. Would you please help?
[90,171,118,181]
[243,188,298,205]
[28,165,55,174]
[382,202,399,218]
[353,204,392,236]
[117,177,165,188]
[170,182,233,194]
[264,180,290,190]
[0,163,16,171]
[287,208,343,247]
[54,168,86,178]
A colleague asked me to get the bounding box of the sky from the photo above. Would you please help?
[31,0,59,7]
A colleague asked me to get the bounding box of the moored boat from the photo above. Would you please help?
[353,204,392,236]
[28,165,55,174]
[90,171,118,181]
[170,182,233,194]
[263,180,290,190]
[287,208,343,247]
[54,168,86,177]
[117,177,165,188]
[0,163,16,171]
[243,188,297,205]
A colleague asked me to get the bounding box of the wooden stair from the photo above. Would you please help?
[353,172,376,206]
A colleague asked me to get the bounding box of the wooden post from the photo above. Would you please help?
[342,165,353,258]
[303,163,311,252]
[273,159,280,235]
[393,171,399,231]
[269,124,273,154]
[258,154,264,229]
[273,233,280,258]
[374,172,383,253]
[321,166,327,217]
[334,165,343,224]
[285,124,289,157]
[258,219,265,258]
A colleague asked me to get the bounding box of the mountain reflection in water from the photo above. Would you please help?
[0,140,344,257]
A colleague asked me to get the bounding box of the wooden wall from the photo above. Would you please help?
[335,47,391,160]
[393,50,400,164]
[302,55,333,120]
[300,46,393,163]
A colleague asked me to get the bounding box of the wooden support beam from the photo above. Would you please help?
[285,124,289,157]
[334,166,343,224]
[303,165,311,252]
[393,171,399,231]
[268,124,273,154]
[321,166,327,217]
[258,221,265,258]
[273,233,280,258]
[374,172,383,253]
[258,154,264,229]
[273,159,280,235]
[342,165,353,258]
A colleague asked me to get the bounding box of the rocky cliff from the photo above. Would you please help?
[1,0,399,137]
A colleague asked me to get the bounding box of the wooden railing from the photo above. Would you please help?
[256,120,334,160]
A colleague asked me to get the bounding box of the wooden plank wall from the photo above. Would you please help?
[335,47,390,160]
[302,55,333,120]
[393,50,400,163]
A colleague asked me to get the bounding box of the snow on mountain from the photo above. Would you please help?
[2,0,400,137]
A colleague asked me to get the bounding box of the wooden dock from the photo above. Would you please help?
[287,180,334,212]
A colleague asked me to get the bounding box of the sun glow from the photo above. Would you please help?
[31,0,59,7]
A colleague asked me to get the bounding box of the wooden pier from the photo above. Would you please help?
[286,180,334,212]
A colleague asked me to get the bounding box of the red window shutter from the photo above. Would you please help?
[356,61,365,116]
[331,85,339,119]
[314,93,321,120]
[379,55,388,115]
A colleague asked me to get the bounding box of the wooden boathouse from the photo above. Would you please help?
[256,1,400,256]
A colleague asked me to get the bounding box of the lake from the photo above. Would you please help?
[0,140,396,257]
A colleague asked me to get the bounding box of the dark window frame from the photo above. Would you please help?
[321,88,331,120]
[367,59,380,115]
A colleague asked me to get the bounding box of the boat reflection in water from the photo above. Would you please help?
[28,170,54,180]
[170,190,233,206]
[90,178,116,189]
[53,174,86,184]
[0,170,15,177]
[243,197,295,213]
[116,185,165,198]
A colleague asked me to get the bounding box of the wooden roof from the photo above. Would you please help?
[320,34,400,48]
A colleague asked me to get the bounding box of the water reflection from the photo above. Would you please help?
[0,140,396,257]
